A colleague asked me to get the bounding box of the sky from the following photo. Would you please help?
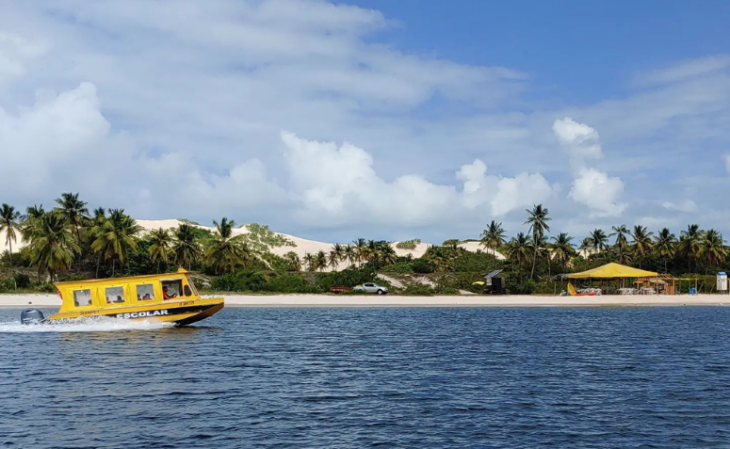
[0,0,729,243]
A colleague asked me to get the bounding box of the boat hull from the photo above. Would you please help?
[44,298,225,326]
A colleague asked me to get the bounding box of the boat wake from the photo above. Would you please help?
[0,316,175,333]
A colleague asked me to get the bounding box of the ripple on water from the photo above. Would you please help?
[1,306,730,448]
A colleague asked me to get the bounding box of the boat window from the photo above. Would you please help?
[183,285,192,297]
[74,289,92,307]
[106,286,125,304]
[161,280,182,300]
[136,284,155,301]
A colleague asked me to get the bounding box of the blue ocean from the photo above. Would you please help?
[2,306,730,448]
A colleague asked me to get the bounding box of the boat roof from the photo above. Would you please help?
[54,268,192,286]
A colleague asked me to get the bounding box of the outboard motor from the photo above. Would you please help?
[20,309,45,325]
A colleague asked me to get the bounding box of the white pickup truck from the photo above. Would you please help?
[353,282,389,295]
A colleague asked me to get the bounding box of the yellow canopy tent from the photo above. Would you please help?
[567,263,658,279]
[565,263,659,296]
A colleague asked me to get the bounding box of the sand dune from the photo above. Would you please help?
[1,219,505,272]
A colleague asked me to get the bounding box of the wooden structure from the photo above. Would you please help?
[634,274,676,295]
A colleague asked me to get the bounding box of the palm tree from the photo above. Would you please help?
[54,192,89,251]
[578,237,593,257]
[328,251,340,271]
[352,238,366,267]
[654,228,677,273]
[303,252,315,272]
[679,224,702,273]
[93,207,106,224]
[480,220,506,259]
[328,243,345,271]
[700,229,727,268]
[506,232,532,281]
[362,240,382,273]
[315,250,328,272]
[380,244,397,266]
[172,224,200,271]
[204,217,249,274]
[26,211,80,281]
[525,204,551,278]
[588,228,609,254]
[531,233,550,276]
[549,233,576,270]
[91,209,143,276]
[0,204,21,254]
[147,228,173,273]
[344,245,356,268]
[284,251,301,271]
[610,225,630,264]
[631,225,654,268]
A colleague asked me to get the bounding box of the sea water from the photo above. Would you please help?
[1,306,729,448]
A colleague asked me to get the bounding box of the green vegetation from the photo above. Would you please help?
[2,194,730,295]
[240,223,295,252]
[396,239,421,250]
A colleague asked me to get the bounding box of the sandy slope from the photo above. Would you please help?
[1,219,506,272]
[2,293,729,308]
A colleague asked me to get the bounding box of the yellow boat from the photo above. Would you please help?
[20,268,224,326]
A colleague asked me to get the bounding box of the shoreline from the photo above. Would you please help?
[2,293,730,308]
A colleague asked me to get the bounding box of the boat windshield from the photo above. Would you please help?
[188,277,199,296]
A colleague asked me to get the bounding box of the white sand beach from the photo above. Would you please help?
[2,293,729,308]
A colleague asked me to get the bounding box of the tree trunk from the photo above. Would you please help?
[96,254,101,278]
[75,225,82,272]
[112,259,115,276]
[547,254,552,277]
[530,248,536,279]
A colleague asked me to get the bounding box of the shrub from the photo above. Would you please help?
[13,274,31,289]
[379,261,414,274]
[396,239,421,250]
[316,268,375,291]
[1,249,31,268]
[33,282,57,293]
[263,275,322,294]
[505,277,535,295]
[0,278,15,292]
[242,223,296,252]
[402,284,434,296]
[210,271,268,292]
[411,259,435,274]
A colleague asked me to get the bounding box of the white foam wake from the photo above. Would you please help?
[0,316,175,333]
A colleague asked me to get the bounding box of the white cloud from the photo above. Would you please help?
[552,117,603,164]
[0,31,45,86]
[0,2,729,239]
[553,117,627,218]
[281,132,555,226]
[638,54,730,86]
[569,168,626,217]
[724,154,730,173]
[281,129,455,224]
[662,200,697,213]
